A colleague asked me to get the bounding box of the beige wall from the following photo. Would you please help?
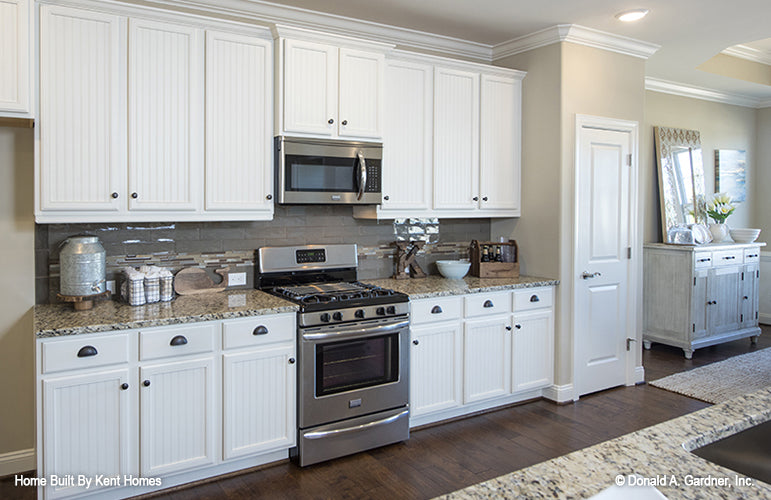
[756,107,771,243]
[698,54,771,87]
[643,91,758,243]
[0,127,35,459]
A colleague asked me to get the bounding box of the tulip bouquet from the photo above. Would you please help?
[706,192,735,223]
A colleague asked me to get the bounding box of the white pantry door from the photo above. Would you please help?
[574,118,636,397]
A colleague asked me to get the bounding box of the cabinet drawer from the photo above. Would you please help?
[41,333,130,374]
[464,292,512,317]
[223,313,295,350]
[139,323,217,361]
[412,296,462,324]
[743,248,761,263]
[513,287,554,311]
[694,252,713,269]
[712,249,743,266]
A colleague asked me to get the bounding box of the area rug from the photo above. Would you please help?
[648,348,771,403]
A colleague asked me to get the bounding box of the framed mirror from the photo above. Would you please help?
[654,126,707,241]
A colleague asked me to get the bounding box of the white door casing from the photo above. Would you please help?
[574,116,638,398]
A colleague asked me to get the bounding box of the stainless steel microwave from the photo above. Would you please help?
[275,136,382,205]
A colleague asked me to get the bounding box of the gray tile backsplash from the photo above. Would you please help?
[35,205,491,303]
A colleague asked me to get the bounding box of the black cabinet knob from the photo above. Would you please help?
[341,120,348,125]
[111,192,119,199]
[384,195,390,201]
[253,325,268,335]
[473,196,479,201]
[143,380,151,387]
[431,305,443,314]
[288,357,295,364]
[266,194,273,200]
[169,335,188,346]
[121,383,129,390]
[328,118,334,124]
[77,345,98,358]
[482,196,488,201]
[483,300,494,308]
[131,192,138,199]
[515,324,522,329]
[413,339,419,345]
[743,296,749,300]
[505,326,512,331]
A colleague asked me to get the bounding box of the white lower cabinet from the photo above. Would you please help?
[409,287,555,427]
[42,368,131,499]
[37,313,296,499]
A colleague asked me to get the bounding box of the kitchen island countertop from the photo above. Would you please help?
[34,290,299,338]
[362,275,559,299]
[439,386,771,499]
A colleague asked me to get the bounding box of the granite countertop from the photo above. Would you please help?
[644,242,767,251]
[362,275,559,300]
[440,387,771,500]
[34,290,298,338]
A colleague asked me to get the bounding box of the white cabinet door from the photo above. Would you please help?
[140,357,215,476]
[0,0,30,114]
[707,265,742,336]
[433,66,479,210]
[39,5,126,212]
[381,58,432,211]
[282,39,337,136]
[479,73,520,213]
[222,344,295,460]
[511,309,554,393]
[42,369,130,499]
[410,321,462,417]
[463,316,511,403]
[129,19,203,211]
[338,48,383,138]
[741,264,759,328]
[205,31,273,214]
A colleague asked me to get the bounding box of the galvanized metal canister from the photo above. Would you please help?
[59,235,106,297]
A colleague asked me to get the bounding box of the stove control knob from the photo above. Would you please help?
[332,312,343,321]
[354,309,365,319]
[376,307,386,316]
[386,306,396,315]
[320,313,331,323]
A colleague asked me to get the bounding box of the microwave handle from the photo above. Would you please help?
[357,150,367,201]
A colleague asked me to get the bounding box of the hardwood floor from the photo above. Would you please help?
[3,325,767,500]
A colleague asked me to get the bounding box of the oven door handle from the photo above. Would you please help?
[301,319,409,341]
[303,409,409,440]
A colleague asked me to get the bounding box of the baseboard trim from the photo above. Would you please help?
[542,383,574,403]
[634,365,645,384]
[759,313,770,326]
[0,448,35,477]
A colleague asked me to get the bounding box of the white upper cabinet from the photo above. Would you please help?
[38,5,126,213]
[205,31,273,214]
[129,19,203,212]
[276,26,391,140]
[0,0,31,116]
[433,66,480,211]
[480,73,521,214]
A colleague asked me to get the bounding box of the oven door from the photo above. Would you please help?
[276,137,382,205]
[299,317,410,428]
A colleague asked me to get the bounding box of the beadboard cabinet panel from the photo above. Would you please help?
[511,309,554,393]
[0,0,30,115]
[433,67,479,211]
[38,5,126,212]
[338,48,384,138]
[205,31,273,213]
[463,315,511,404]
[128,19,203,212]
[282,38,337,136]
[409,321,462,417]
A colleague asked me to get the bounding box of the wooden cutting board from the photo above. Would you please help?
[174,267,229,295]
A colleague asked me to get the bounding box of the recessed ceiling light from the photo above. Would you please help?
[615,9,649,22]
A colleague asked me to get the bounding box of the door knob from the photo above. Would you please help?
[581,271,601,279]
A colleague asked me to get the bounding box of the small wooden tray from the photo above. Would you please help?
[470,240,519,278]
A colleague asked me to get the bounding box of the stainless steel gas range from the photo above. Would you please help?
[256,244,410,466]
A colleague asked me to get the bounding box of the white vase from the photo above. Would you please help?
[709,222,729,243]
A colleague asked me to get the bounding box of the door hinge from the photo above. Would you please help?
[741,272,744,280]
[757,312,759,320]
[627,247,632,259]
[626,154,632,166]
[758,270,760,278]
[692,323,695,332]
[693,277,696,286]
[741,314,744,322]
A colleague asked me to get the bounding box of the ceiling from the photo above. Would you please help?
[259,0,771,104]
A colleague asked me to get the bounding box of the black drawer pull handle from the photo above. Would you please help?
[253,325,269,336]
[723,256,735,260]
[747,254,758,258]
[483,300,494,308]
[530,295,540,302]
[431,305,443,314]
[77,345,98,358]
[121,383,129,390]
[697,258,711,262]
[169,335,188,346]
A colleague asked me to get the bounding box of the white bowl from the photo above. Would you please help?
[436,260,470,280]
[729,228,761,243]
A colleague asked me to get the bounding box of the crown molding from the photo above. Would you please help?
[645,77,767,108]
[493,24,660,61]
[128,0,492,61]
[722,45,771,66]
